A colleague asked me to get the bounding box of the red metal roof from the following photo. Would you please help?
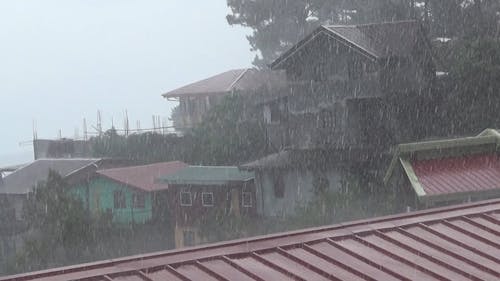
[96,161,188,192]
[413,153,500,196]
[162,69,286,98]
[3,198,500,280]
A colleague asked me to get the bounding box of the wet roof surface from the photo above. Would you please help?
[3,198,500,280]
[413,153,500,196]
[97,161,188,192]
[0,159,100,195]
[271,20,421,69]
[158,166,254,186]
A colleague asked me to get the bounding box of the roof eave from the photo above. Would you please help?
[419,188,500,205]
[384,134,500,184]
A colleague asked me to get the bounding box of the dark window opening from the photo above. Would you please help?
[201,192,214,207]
[113,190,126,209]
[180,191,192,206]
[270,103,281,123]
[319,110,335,129]
[273,173,285,198]
[242,192,252,207]
[132,193,145,208]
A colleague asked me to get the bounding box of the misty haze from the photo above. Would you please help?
[1,1,500,280]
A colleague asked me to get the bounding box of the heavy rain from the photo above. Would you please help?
[1,1,500,280]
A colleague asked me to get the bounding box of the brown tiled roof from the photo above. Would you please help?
[96,161,188,192]
[271,20,422,69]
[3,199,500,280]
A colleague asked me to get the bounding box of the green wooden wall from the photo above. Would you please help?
[71,177,152,224]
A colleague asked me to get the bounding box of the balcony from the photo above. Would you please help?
[283,77,382,114]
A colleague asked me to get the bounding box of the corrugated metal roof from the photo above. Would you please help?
[326,20,421,58]
[163,69,248,98]
[97,161,188,192]
[158,166,254,186]
[240,150,292,170]
[2,198,500,280]
[0,159,101,195]
[385,129,500,203]
[271,20,422,69]
[161,69,287,98]
[413,154,500,196]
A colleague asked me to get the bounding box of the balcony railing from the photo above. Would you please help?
[274,77,382,114]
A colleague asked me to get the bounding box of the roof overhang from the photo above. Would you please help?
[384,132,500,184]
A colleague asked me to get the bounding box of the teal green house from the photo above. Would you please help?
[71,161,187,224]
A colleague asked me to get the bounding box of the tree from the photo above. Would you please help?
[447,38,500,134]
[226,0,419,67]
[11,171,113,273]
[189,94,267,165]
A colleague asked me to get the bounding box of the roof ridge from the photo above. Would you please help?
[97,161,185,173]
[162,68,249,97]
[326,19,418,28]
[226,68,250,92]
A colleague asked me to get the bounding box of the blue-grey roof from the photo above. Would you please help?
[157,166,254,186]
[0,158,100,195]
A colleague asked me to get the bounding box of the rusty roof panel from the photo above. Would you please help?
[2,199,500,281]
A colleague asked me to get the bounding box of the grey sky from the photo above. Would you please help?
[0,0,254,166]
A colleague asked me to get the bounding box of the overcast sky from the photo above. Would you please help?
[0,0,254,165]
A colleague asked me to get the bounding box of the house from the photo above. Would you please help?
[157,166,255,248]
[384,128,500,210]
[239,149,362,218]
[70,161,188,224]
[162,68,285,131]
[244,20,436,218]
[0,158,120,268]
[3,198,499,280]
[266,20,435,150]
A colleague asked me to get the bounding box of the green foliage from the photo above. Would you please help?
[198,209,259,243]
[189,95,267,165]
[90,95,266,166]
[91,129,193,163]
[8,171,114,274]
[227,0,420,67]
[446,38,500,134]
[227,0,500,67]
[289,173,397,229]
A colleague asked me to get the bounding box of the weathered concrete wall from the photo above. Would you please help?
[256,168,343,218]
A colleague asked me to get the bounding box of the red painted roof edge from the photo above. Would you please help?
[2,198,500,281]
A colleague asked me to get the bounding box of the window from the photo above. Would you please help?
[132,193,145,208]
[183,230,195,247]
[113,190,126,209]
[242,192,252,207]
[180,191,192,206]
[319,110,334,129]
[201,192,214,207]
[273,173,285,198]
